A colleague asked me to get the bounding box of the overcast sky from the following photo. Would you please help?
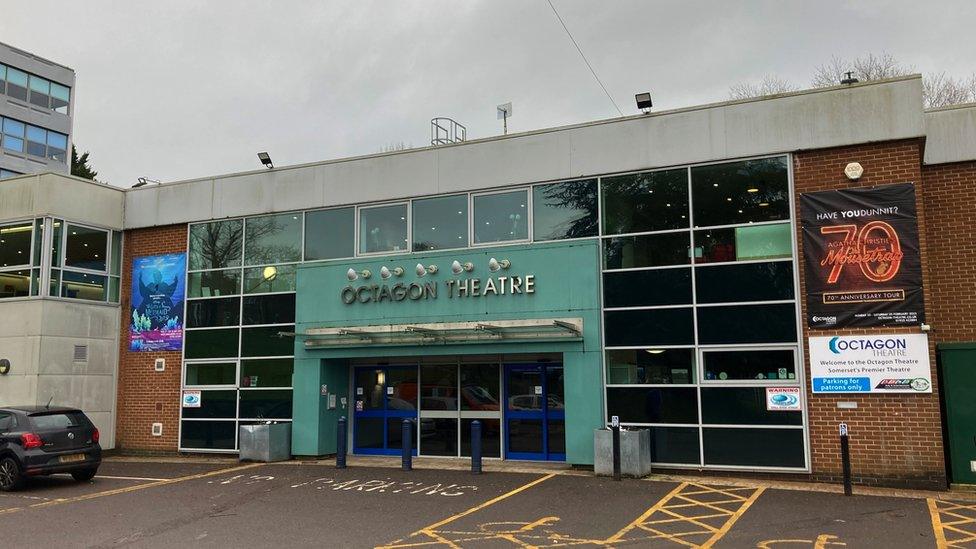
[4,1,975,187]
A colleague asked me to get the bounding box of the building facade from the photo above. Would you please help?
[2,75,976,489]
[0,41,73,179]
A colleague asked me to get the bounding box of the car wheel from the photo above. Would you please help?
[0,456,24,491]
[71,468,97,482]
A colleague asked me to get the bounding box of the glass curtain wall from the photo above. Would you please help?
[181,215,297,451]
[601,156,805,470]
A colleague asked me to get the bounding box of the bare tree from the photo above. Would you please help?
[379,141,411,153]
[729,74,799,100]
[924,72,976,108]
[811,53,911,88]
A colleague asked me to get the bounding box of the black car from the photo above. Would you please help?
[0,406,102,491]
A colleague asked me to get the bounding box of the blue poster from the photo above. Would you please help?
[130,253,186,352]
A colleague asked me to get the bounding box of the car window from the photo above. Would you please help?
[30,412,86,430]
[0,412,14,432]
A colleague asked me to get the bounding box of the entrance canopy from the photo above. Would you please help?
[301,318,583,349]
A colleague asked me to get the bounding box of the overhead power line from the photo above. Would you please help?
[546,0,624,117]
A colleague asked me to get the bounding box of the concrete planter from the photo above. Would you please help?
[593,428,651,478]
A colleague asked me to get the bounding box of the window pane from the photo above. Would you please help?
[241,325,294,357]
[420,418,458,456]
[110,231,122,275]
[108,276,120,302]
[603,232,690,269]
[32,219,43,265]
[703,349,796,381]
[386,367,418,410]
[0,269,31,299]
[696,261,794,304]
[605,349,695,385]
[703,427,804,467]
[650,427,700,464]
[184,328,239,359]
[50,83,70,114]
[360,204,408,254]
[355,418,384,449]
[26,126,46,157]
[242,293,296,325]
[244,213,301,265]
[420,364,458,411]
[241,358,294,388]
[697,304,797,344]
[180,420,235,450]
[46,132,67,163]
[182,390,237,419]
[64,224,108,271]
[31,268,40,296]
[304,207,354,260]
[49,268,60,297]
[189,220,243,270]
[6,69,27,101]
[603,268,692,308]
[532,179,598,241]
[606,387,698,423]
[2,136,23,153]
[412,195,467,251]
[60,271,106,301]
[473,191,528,244]
[694,223,792,263]
[461,418,501,458]
[460,363,500,412]
[701,387,802,425]
[3,118,24,137]
[604,308,694,346]
[51,220,63,266]
[691,157,790,227]
[243,264,296,294]
[0,221,34,267]
[186,297,240,328]
[239,389,292,419]
[185,362,237,386]
[188,269,241,298]
[602,168,688,234]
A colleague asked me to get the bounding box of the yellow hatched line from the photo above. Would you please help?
[698,485,765,549]
[604,481,690,543]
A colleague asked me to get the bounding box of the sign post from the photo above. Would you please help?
[839,423,852,496]
[611,415,621,482]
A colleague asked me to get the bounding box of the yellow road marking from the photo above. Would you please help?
[377,473,556,549]
[0,462,264,517]
[928,497,976,548]
[699,485,764,548]
[605,481,690,543]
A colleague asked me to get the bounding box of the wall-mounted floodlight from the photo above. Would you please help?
[635,92,652,113]
[347,268,371,281]
[415,264,439,277]
[258,152,274,169]
[451,260,474,275]
[488,258,511,272]
[380,266,404,280]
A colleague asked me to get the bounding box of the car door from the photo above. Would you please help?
[0,412,17,446]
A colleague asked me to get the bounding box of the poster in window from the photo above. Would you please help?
[801,183,923,329]
[130,253,186,351]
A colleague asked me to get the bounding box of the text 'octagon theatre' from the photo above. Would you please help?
[2,75,976,490]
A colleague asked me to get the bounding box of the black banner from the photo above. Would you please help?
[801,182,924,329]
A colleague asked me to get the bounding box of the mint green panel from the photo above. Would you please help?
[292,240,604,463]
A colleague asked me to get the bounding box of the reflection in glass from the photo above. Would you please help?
[603,268,692,307]
[473,191,528,244]
[304,207,354,260]
[507,419,544,453]
[605,349,695,385]
[606,387,698,424]
[413,195,467,251]
[695,261,794,303]
[239,389,292,419]
[460,364,500,411]
[241,358,294,387]
[532,179,598,241]
[355,418,384,450]
[602,168,688,234]
[546,367,564,411]
[184,328,239,359]
[0,270,31,298]
[180,421,235,450]
[64,224,107,271]
[602,232,690,269]
[185,362,236,386]
[694,223,792,263]
[697,304,797,344]
[244,214,302,265]
[0,221,33,267]
[241,325,295,357]
[691,157,790,227]
[461,419,501,458]
[360,204,408,253]
[186,297,240,327]
[702,349,795,381]
[244,264,296,293]
[188,269,241,298]
[242,293,296,325]
[189,220,243,270]
[181,390,236,419]
[355,369,384,410]
[420,365,458,411]
[507,369,543,411]
[420,418,457,456]
[386,367,418,411]
[60,271,106,301]
[701,387,802,425]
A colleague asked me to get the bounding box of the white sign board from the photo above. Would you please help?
[809,333,931,393]
[182,390,202,408]
[765,387,802,411]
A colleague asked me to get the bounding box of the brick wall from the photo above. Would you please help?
[115,224,187,452]
[921,160,976,344]
[793,139,947,490]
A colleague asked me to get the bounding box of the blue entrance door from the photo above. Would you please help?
[504,363,565,461]
[353,366,418,455]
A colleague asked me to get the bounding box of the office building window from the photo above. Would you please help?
[473,190,528,244]
[359,203,408,254]
[532,179,598,241]
[304,207,354,260]
[0,116,69,163]
[49,221,121,303]
[412,194,467,251]
[0,63,70,113]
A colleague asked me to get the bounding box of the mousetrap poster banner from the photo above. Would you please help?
[130,253,186,351]
[801,183,924,329]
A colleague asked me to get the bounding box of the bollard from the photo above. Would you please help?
[612,424,622,482]
[471,420,483,475]
[336,416,347,469]
[840,423,852,496]
[402,419,413,471]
